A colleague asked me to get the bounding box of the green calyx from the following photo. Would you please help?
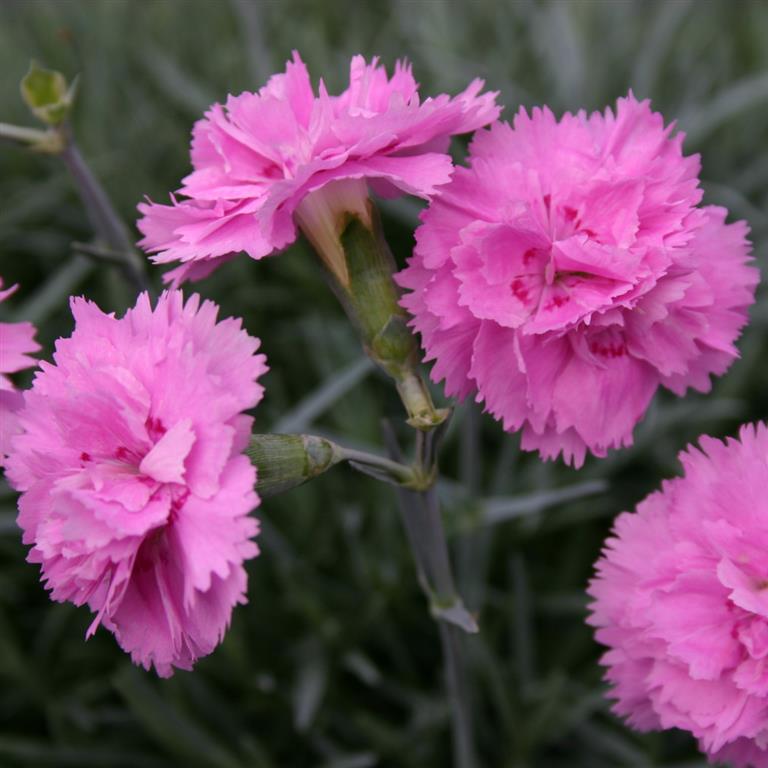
[337,213,447,429]
[246,434,341,498]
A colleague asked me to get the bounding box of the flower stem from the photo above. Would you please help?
[395,368,449,429]
[440,622,477,768]
[300,188,477,766]
[59,141,149,294]
[335,444,427,488]
[0,121,62,150]
[383,421,478,768]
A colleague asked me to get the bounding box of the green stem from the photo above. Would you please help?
[0,121,60,149]
[439,622,477,768]
[299,188,477,766]
[59,141,149,294]
[395,368,448,429]
[335,444,422,487]
[382,422,478,768]
[418,465,478,768]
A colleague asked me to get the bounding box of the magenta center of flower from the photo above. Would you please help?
[512,197,619,318]
[454,193,640,341]
[75,413,193,515]
[145,416,167,443]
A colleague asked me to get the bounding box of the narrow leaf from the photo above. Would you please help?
[273,357,373,433]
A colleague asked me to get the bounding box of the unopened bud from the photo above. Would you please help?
[246,434,341,498]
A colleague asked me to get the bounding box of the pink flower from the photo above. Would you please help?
[137,51,499,285]
[0,278,40,465]
[588,424,768,766]
[5,291,268,676]
[396,94,758,467]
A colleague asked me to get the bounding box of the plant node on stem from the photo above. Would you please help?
[11,61,150,294]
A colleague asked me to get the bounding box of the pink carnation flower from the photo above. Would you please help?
[396,94,757,467]
[5,291,268,676]
[0,278,40,465]
[137,51,499,285]
[588,424,768,767]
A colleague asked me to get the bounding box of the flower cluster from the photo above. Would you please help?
[397,94,757,466]
[5,291,267,676]
[137,51,499,285]
[589,424,768,767]
[0,278,39,465]
[5,58,765,768]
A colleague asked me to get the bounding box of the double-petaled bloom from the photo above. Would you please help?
[589,424,768,767]
[137,51,499,285]
[397,94,757,466]
[0,278,39,465]
[5,291,267,676]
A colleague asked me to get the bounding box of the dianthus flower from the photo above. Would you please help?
[0,278,40,465]
[5,291,267,676]
[396,94,757,467]
[589,424,768,767]
[137,51,499,285]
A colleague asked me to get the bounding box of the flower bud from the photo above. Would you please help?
[246,434,342,497]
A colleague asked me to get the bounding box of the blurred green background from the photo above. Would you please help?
[1,1,767,766]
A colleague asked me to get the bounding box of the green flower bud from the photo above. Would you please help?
[246,434,342,498]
